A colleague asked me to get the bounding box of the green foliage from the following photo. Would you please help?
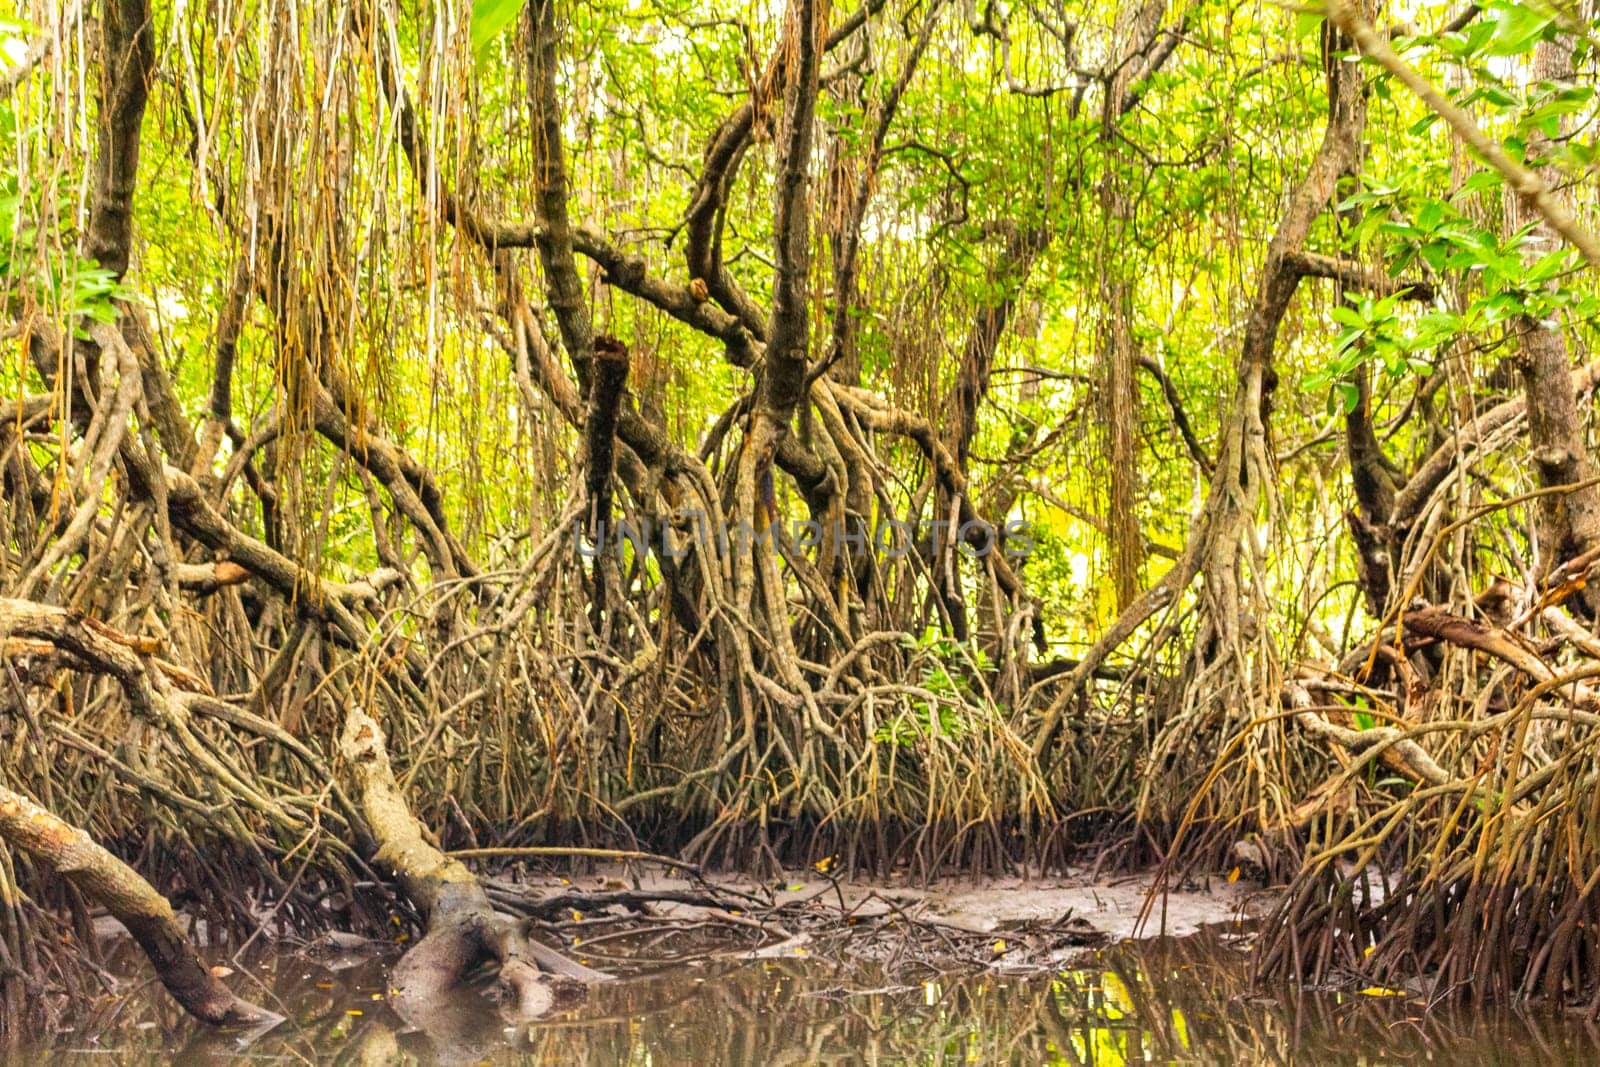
[1309,293,1440,414]
[1472,0,1556,58]
[874,633,993,746]
[0,106,132,336]
[470,0,524,59]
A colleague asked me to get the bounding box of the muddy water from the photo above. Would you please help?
[10,929,1600,1065]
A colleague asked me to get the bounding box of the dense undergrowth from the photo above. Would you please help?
[7,0,1600,1029]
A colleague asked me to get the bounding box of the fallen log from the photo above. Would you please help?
[337,708,609,1022]
[0,785,280,1029]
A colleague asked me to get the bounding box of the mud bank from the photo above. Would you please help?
[18,872,1597,1066]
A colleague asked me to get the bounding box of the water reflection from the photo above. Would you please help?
[10,930,1600,1064]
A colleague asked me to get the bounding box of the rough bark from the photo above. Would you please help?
[84,0,153,279]
[1345,363,1404,615]
[0,786,281,1029]
[734,0,824,615]
[527,0,596,386]
[1512,32,1600,593]
[338,708,607,1024]
[586,336,631,630]
[585,337,631,542]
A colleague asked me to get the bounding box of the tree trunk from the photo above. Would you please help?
[0,786,279,1029]
[338,708,608,1027]
[1515,32,1600,594]
[585,336,631,632]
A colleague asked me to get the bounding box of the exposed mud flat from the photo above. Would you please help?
[813,870,1270,939]
[527,863,1270,925]
[13,885,1598,1066]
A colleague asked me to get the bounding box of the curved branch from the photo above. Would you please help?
[1136,353,1212,474]
[0,784,280,1028]
[1328,0,1600,270]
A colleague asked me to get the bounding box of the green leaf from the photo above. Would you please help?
[1293,12,1325,40]
[1456,170,1503,197]
[1330,305,1368,329]
[1479,84,1518,109]
[471,0,524,58]
[1336,381,1361,414]
[1526,249,1571,284]
[1486,2,1553,56]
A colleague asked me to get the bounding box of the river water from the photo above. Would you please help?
[11,927,1600,1064]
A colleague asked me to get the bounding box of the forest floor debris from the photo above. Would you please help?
[474,864,1270,979]
[81,864,1268,984]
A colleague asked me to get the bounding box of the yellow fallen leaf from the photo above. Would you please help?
[1227,866,1241,883]
[1358,986,1405,997]
[345,1008,364,1016]
[813,855,835,874]
[992,940,1008,954]
[209,965,234,978]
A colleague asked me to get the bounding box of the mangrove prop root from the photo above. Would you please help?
[338,707,610,1019]
[0,785,281,1029]
[585,334,630,630]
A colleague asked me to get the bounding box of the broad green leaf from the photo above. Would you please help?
[1486,2,1553,56]
[471,0,524,58]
